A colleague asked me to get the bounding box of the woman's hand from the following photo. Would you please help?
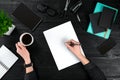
[16,42,34,73]
[15,42,31,64]
[65,39,82,57]
[65,39,89,65]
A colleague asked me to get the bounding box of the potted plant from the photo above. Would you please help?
[0,10,15,36]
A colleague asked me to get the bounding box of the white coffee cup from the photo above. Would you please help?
[19,32,34,46]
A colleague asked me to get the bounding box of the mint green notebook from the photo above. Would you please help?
[87,2,118,39]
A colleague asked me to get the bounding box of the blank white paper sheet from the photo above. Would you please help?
[43,21,85,70]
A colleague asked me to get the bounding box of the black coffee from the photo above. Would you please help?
[22,34,32,45]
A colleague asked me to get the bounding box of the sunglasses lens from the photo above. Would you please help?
[37,4,47,13]
[47,8,57,16]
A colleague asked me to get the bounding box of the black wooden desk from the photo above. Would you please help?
[0,0,120,80]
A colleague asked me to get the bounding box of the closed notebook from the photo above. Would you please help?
[12,3,42,31]
[89,12,105,33]
[0,45,18,79]
[99,7,116,28]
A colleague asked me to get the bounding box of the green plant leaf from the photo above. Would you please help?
[0,10,12,36]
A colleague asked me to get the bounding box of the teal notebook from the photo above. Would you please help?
[87,2,118,39]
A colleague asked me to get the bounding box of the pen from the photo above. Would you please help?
[70,0,82,13]
[61,0,70,17]
[76,14,81,22]
[104,28,108,39]
[66,42,80,46]
[64,0,70,11]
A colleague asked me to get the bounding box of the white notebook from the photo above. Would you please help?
[43,21,85,70]
[0,45,18,79]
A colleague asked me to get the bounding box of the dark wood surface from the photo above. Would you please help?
[0,0,120,80]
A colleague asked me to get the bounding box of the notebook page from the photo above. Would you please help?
[0,45,18,69]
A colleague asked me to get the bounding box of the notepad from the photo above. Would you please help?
[0,45,18,79]
[43,21,85,70]
[99,7,116,28]
[89,12,105,33]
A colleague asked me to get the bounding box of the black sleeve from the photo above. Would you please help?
[84,62,107,80]
[24,71,38,80]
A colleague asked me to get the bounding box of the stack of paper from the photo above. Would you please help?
[0,45,18,79]
[43,21,85,70]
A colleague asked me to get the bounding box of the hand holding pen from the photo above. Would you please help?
[65,39,89,65]
[65,39,82,56]
[66,39,80,47]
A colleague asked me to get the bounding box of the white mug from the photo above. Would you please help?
[19,32,34,46]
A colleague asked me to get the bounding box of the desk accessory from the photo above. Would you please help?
[66,42,80,47]
[0,10,15,36]
[97,37,116,54]
[89,12,105,33]
[70,0,82,14]
[37,3,47,13]
[19,32,34,46]
[87,2,118,39]
[12,3,42,31]
[76,14,81,22]
[99,7,116,28]
[37,3,57,17]
[0,45,18,79]
[64,0,70,12]
[60,0,70,17]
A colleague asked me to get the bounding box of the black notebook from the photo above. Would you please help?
[12,3,42,31]
[99,7,116,28]
[89,12,105,33]
[97,37,116,54]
